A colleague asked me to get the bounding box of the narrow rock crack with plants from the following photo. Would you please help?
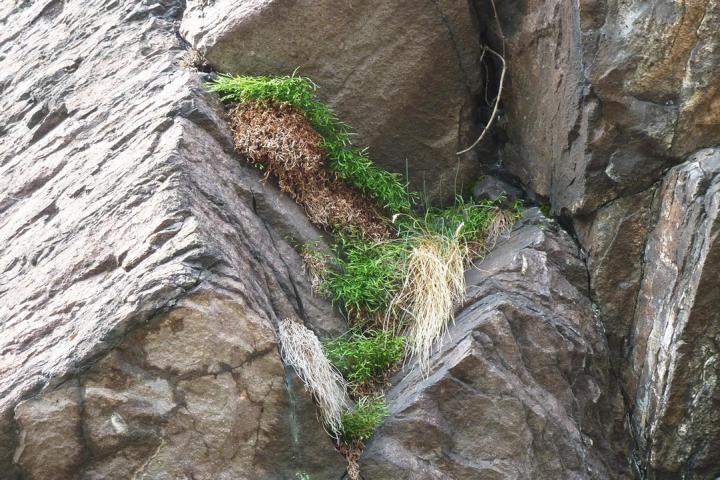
[206,73,522,478]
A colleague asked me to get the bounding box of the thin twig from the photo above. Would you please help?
[456,46,506,155]
[489,0,506,57]
[457,0,506,155]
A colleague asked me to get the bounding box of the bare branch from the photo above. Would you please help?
[457,0,506,155]
[456,46,506,155]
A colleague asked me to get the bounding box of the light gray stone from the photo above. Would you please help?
[0,0,345,477]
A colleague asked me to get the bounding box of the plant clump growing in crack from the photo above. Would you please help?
[339,395,389,443]
[277,318,350,438]
[228,101,392,240]
[207,74,413,212]
[206,73,522,478]
[323,330,405,390]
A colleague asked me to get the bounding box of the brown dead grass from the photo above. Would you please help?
[229,102,392,240]
[339,440,364,480]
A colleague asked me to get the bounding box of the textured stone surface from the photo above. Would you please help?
[181,0,485,202]
[13,382,83,480]
[497,0,720,214]
[575,189,657,356]
[497,4,720,476]
[624,148,720,479]
[0,0,344,477]
[3,0,720,478]
[360,212,631,479]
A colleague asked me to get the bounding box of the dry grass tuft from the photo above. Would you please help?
[179,48,210,72]
[484,208,516,249]
[299,244,330,295]
[277,319,350,437]
[388,232,467,374]
[230,102,392,240]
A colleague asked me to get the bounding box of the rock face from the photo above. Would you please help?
[3,0,720,478]
[0,0,344,478]
[181,0,485,201]
[624,149,720,479]
[12,292,341,480]
[498,0,720,214]
[496,1,720,476]
[361,212,631,479]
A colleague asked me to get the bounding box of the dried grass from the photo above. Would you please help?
[388,232,467,375]
[229,102,392,240]
[277,319,350,437]
[300,245,330,295]
[339,440,364,480]
[179,48,209,71]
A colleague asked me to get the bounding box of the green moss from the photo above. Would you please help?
[206,74,413,212]
[324,330,405,385]
[340,396,389,442]
[323,233,409,316]
[539,202,551,217]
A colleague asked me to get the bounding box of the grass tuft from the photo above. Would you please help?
[323,234,408,318]
[388,232,466,374]
[299,242,332,295]
[277,319,350,437]
[340,396,389,443]
[207,74,413,212]
[324,330,405,387]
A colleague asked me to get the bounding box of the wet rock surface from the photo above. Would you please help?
[360,212,631,479]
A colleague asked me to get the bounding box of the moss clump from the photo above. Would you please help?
[206,74,413,212]
[324,330,405,387]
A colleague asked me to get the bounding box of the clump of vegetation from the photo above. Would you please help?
[323,234,407,318]
[277,319,350,437]
[206,73,523,479]
[228,101,392,240]
[539,202,552,217]
[319,197,521,322]
[388,232,465,372]
[324,330,405,387]
[207,74,413,212]
[339,396,389,443]
[398,196,522,248]
[299,242,332,295]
